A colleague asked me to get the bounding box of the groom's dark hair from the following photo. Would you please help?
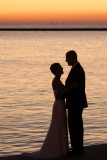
[66,50,77,60]
[50,63,60,75]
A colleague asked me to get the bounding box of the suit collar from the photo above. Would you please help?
[71,62,79,70]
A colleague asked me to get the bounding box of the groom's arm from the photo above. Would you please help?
[61,82,79,98]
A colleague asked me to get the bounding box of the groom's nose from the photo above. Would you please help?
[65,58,67,62]
[66,57,68,62]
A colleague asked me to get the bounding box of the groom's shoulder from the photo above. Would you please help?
[74,62,82,71]
[75,63,85,76]
[77,62,84,70]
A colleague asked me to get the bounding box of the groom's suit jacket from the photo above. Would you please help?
[65,62,88,109]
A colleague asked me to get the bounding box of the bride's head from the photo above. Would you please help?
[50,63,63,76]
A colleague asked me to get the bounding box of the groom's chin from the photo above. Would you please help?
[67,62,71,66]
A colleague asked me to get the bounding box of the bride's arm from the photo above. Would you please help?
[52,79,63,99]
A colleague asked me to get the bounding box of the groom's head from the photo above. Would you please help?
[66,50,77,66]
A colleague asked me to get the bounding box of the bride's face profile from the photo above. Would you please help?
[50,63,63,76]
[55,65,64,76]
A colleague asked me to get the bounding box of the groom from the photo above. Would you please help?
[65,50,88,156]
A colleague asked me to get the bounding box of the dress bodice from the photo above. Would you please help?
[53,81,65,100]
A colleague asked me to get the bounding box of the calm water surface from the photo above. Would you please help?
[0,31,107,156]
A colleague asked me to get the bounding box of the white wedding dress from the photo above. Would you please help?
[22,87,68,158]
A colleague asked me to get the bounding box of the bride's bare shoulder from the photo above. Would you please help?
[52,78,60,90]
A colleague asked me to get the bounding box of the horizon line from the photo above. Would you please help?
[0,28,107,31]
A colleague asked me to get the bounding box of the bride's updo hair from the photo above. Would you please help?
[50,63,60,75]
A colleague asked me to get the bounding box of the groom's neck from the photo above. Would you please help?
[72,61,78,69]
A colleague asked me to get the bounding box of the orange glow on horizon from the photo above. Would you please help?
[0,0,107,24]
[0,12,107,24]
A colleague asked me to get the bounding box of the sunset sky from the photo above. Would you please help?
[0,0,107,24]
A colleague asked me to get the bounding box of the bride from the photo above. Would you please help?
[21,63,77,158]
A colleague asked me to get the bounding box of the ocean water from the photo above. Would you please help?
[0,30,107,156]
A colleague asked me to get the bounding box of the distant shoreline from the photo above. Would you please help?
[0,28,107,31]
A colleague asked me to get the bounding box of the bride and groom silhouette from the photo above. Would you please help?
[21,50,88,158]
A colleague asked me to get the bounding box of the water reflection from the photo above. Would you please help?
[0,31,107,156]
